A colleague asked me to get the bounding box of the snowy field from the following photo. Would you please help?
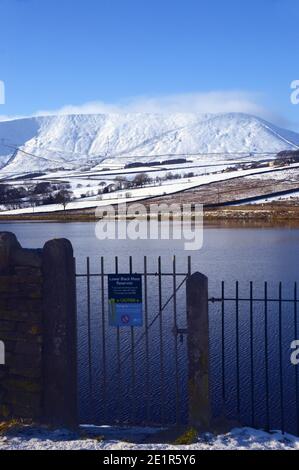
[0,426,299,450]
[2,162,299,215]
[246,192,299,204]
[247,168,299,182]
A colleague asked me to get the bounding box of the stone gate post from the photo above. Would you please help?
[186,271,212,430]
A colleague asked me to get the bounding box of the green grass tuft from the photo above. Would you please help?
[173,427,198,445]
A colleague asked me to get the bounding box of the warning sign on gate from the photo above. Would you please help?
[108,274,143,327]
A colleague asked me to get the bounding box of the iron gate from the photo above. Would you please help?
[75,255,191,426]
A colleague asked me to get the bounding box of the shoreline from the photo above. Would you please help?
[1,202,299,227]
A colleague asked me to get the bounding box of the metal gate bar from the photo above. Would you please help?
[100,256,107,422]
[144,256,150,423]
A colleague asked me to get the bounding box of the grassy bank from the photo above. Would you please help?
[1,202,299,227]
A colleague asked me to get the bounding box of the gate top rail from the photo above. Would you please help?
[75,255,192,277]
[209,280,298,304]
[76,272,189,277]
[209,296,299,303]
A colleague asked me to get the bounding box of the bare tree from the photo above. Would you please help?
[54,189,73,211]
[132,172,151,188]
[114,176,130,190]
[28,195,40,212]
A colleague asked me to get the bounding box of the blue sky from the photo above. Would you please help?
[0,0,298,129]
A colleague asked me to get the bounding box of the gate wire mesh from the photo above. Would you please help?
[76,255,191,426]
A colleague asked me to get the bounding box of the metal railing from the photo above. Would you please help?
[209,281,299,435]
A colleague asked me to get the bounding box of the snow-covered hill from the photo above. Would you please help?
[0,112,299,175]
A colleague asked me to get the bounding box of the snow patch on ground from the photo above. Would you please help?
[0,426,299,450]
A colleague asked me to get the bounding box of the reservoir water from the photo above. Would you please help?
[1,221,298,283]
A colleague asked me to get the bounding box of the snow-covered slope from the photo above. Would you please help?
[0,112,299,175]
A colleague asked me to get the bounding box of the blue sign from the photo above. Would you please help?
[108,274,143,327]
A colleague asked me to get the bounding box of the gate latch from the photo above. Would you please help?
[172,326,188,343]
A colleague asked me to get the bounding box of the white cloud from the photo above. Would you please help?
[35,91,267,117]
[0,80,5,105]
[0,90,291,128]
[121,91,267,115]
